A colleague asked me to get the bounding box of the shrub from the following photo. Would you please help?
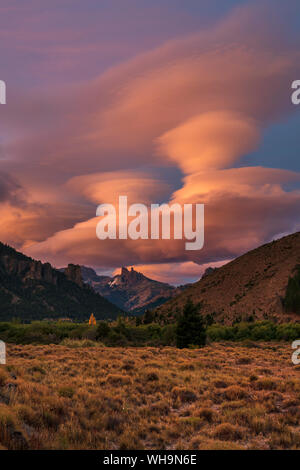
[96,321,110,339]
[60,339,99,348]
[0,319,299,347]
[213,423,243,441]
[58,386,75,398]
[161,324,176,345]
[105,374,131,386]
[105,414,124,433]
[145,372,159,382]
[214,380,228,389]
[150,402,170,416]
[236,357,252,365]
[254,379,278,391]
[0,369,8,387]
[171,386,198,403]
[222,386,249,401]
[0,405,28,450]
[207,321,300,342]
[198,408,214,422]
[143,310,155,325]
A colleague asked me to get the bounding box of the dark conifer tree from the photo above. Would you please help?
[176,299,206,348]
[284,266,300,314]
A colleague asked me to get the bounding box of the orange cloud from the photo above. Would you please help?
[66,171,171,205]
[1,2,300,280]
[156,112,260,174]
[25,166,300,270]
[4,3,299,174]
[172,167,300,202]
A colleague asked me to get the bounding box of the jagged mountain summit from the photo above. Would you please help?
[0,242,123,322]
[155,232,300,324]
[80,266,180,314]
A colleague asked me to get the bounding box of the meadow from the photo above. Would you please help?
[0,341,299,450]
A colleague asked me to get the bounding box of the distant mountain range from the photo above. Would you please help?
[155,232,300,324]
[0,232,299,324]
[0,242,123,322]
[79,266,184,314]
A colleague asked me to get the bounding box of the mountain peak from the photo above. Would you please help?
[120,266,143,282]
[81,264,177,313]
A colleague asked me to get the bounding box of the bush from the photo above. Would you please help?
[213,423,243,441]
[58,386,75,398]
[171,387,198,403]
[161,324,176,346]
[0,318,299,347]
[207,321,300,342]
[60,339,99,348]
[96,321,110,339]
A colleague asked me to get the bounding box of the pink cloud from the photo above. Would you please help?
[0,2,299,279]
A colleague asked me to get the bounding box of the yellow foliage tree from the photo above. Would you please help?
[88,313,97,326]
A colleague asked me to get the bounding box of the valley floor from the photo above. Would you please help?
[0,342,299,450]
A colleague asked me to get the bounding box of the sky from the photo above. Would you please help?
[0,0,300,285]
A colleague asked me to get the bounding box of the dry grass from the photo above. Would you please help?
[0,342,299,450]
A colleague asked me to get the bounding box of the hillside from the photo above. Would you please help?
[155,232,300,324]
[0,242,123,322]
[79,266,179,314]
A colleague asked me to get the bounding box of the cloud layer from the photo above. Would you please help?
[1,2,300,284]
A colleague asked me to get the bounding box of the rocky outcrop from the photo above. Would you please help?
[0,242,123,321]
[0,254,58,285]
[64,264,83,287]
[118,266,144,284]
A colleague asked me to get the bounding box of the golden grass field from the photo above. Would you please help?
[0,342,299,450]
